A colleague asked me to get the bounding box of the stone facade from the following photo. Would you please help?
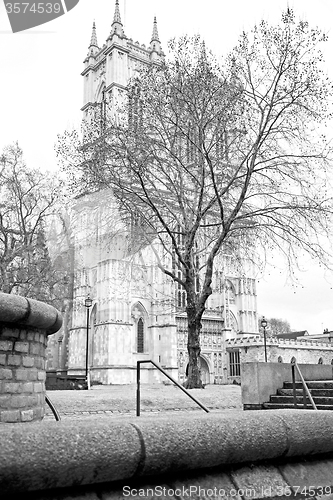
[46,0,259,385]
[46,187,258,385]
[81,0,164,122]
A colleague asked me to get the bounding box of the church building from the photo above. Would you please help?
[46,0,259,386]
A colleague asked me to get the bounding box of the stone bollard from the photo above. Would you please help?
[0,292,62,423]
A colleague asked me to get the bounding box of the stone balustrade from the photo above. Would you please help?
[0,292,62,423]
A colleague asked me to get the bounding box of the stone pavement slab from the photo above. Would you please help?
[44,384,242,420]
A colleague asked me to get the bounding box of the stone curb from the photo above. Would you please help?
[1,409,333,493]
[0,293,62,334]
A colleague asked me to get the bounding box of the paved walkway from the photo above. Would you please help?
[44,384,242,420]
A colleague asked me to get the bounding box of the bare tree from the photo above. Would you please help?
[259,317,292,337]
[0,142,67,308]
[59,12,333,388]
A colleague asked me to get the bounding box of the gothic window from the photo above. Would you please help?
[175,223,185,248]
[278,356,283,363]
[137,318,144,353]
[318,357,323,364]
[174,131,182,159]
[215,271,224,294]
[128,81,142,130]
[177,318,223,337]
[96,83,106,103]
[132,303,147,353]
[229,350,240,377]
[177,288,186,309]
[172,227,201,310]
[225,280,236,306]
[215,122,228,161]
[173,226,186,310]
[201,319,223,335]
[225,310,238,333]
[131,209,141,230]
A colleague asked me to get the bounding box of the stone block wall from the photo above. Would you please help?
[0,293,62,423]
[227,337,333,367]
[241,361,333,409]
[0,327,47,422]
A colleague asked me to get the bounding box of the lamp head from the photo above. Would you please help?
[85,295,93,308]
[261,317,268,328]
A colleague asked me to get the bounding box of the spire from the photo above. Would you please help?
[86,21,99,58]
[151,16,160,43]
[110,0,125,37]
[89,21,98,48]
[150,16,162,55]
[113,0,122,24]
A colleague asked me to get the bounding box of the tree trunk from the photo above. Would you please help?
[183,306,204,389]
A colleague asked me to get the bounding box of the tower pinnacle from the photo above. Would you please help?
[90,21,98,48]
[110,0,125,37]
[151,16,160,42]
[150,16,162,55]
[113,0,122,24]
[86,21,99,58]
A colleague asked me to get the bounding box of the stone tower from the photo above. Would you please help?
[46,0,259,386]
[81,1,164,119]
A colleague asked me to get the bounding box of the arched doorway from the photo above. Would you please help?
[185,356,210,385]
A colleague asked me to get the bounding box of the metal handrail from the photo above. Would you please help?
[291,361,317,410]
[136,360,210,416]
[45,394,61,421]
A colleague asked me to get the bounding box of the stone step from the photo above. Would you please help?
[277,388,333,397]
[270,395,333,405]
[263,402,333,410]
[263,380,333,411]
[283,381,333,390]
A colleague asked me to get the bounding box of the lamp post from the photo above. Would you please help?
[84,295,93,389]
[261,316,268,362]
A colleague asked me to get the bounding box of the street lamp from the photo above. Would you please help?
[84,295,93,389]
[261,316,268,362]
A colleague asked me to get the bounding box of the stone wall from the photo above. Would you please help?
[0,293,62,422]
[229,337,333,363]
[241,361,333,409]
[2,410,333,498]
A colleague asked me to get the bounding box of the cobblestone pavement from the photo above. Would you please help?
[44,384,242,420]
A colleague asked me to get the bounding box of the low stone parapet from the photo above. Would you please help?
[1,410,333,498]
[241,361,333,409]
[0,292,62,423]
[227,337,333,367]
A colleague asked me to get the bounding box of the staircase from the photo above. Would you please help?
[263,380,333,410]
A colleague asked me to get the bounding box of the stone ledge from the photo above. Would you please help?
[1,410,333,495]
[0,293,62,334]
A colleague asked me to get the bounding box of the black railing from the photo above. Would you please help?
[291,361,317,410]
[136,360,210,416]
[45,394,61,421]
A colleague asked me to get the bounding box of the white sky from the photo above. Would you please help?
[0,0,333,333]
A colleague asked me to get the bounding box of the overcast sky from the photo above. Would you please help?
[0,0,333,334]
